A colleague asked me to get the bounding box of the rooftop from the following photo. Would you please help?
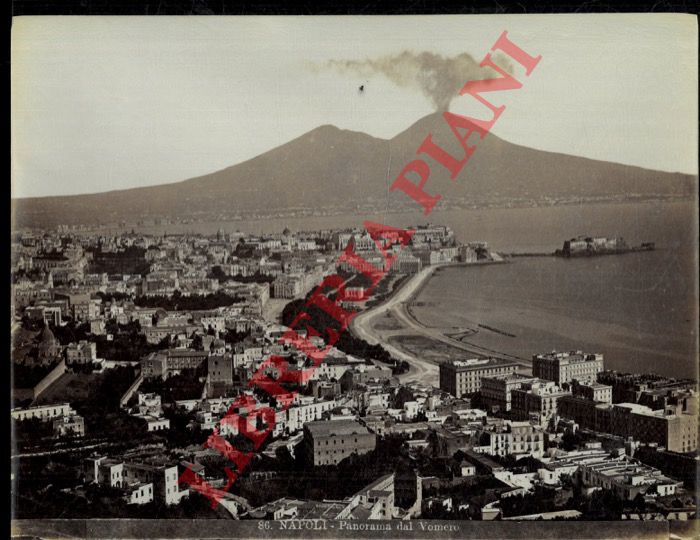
[482,373,535,383]
[576,381,612,390]
[304,419,371,438]
[614,402,666,418]
[167,349,208,358]
[445,357,518,371]
[249,498,347,520]
[535,351,602,364]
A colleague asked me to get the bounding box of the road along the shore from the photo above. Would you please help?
[350,265,441,386]
[349,260,532,386]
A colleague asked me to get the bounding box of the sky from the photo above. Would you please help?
[11,14,698,198]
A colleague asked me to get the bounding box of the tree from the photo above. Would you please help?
[13,417,54,446]
[561,430,586,451]
[584,489,623,519]
[632,492,646,513]
[50,321,91,346]
[393,360,410,375]
[21,316,44,332]
[96,291,132,303]
[135,290,244,311]
[223,328,250,345]
[274,447,295,471]
[392,387,415,409]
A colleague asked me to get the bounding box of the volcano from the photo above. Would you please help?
[12,113,696,229]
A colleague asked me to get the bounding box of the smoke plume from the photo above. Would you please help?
[322,51,513,111]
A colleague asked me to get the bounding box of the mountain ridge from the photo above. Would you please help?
[12,112,696,229]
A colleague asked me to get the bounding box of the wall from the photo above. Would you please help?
[32,359,66,401]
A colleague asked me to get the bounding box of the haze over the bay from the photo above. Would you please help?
[11,14,698,198]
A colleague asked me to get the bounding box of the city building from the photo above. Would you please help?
[25,304,62,326]
[309,379,341,400]
[128,392,171,432]
[440,358,518,398]
[85,456,124,487]
[597,370,697,408]
[480,373,537,413]
[303,419,376,466]
[11,403,76,422]
[124,482,154,505]
[122,460,187,505]
[275,398,340,437]
[610,402,698,454]
[577,454,681,500]
[35,326,61,365]
[634,444,700,486]
[10,225,699,523]
[389,252,422,274]
[532,351,604,385]
[572,380,613,403]
[474,421,545,459]
[65,340,97,365]
[248,474,399,520]
[557,396,613,434]
[208,354,234,385]
[432,426,473,457]
[52,414,85,438]
[141,349,208,380]
[558,397,698,453]
[272,274,304,299]
[510,379,571,423]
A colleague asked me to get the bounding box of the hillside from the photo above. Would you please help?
[12,113,696,228]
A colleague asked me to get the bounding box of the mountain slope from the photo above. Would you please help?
[12,113,696,228]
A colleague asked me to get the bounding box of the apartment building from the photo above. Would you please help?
[440,358,518,398]
[208,354,234,385]
[52,414,85,437]
[85,456,124,487]
[610,403,698,454]
[558,397,698,453]
[272,274,304,299]
[511,379,571,423]
[11,403,75,422]
[304,419,376,466]
[128,392,170,432]
[65,340,97,365]
[389,252,422,274]
[480,373,537,412]
[85,455,187,505]
[475,421,545,459]
[572,380,613,404]
[577,454,680,500]
[274,398,339,437]
[122,461,186,505]
[141,350,208,380]
[532,351,604,385]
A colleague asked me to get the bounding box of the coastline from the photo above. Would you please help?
[349,258,530,386]
[350,264,443,386]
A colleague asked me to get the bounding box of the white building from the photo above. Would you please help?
[12,403,76,422]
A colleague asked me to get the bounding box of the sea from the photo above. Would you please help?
[410,200,699,379]
[126,199,698,379]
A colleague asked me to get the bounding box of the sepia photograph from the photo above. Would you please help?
[10,12,699,539]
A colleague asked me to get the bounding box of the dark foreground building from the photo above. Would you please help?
[303,419,376,466]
